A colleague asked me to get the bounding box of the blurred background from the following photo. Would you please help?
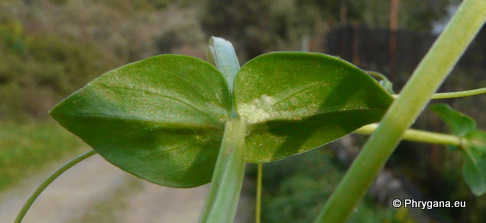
[1,0,485,222]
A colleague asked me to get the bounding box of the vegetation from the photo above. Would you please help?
[255,148,414,223]
[2,0,485,222]
[0,122,84,190]
[0,21,123,120]
[0,0,464,120]
[20,1,485,220]
[0,0,205,121]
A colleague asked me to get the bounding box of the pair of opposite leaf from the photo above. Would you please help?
[50,48,395,188]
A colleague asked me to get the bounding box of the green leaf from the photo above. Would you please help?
[462,130,486,195]
[379,80,395,95]
[463,158,486,196]
[430,103,476,137]
[367,71,395,94]
[233,52,394,163]
[462,145,486,196]
[432,105,486,195]
[50,55,232,188]
[465,130,486,154]
[208,36,240,90]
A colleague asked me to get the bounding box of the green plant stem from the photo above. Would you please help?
[431,87,486,99]
[393,87,486,99]
[314,1,486,222]
[354,124,462,146]
[15,150,97,223]
[200,36,245,223]
[256,163,263,223]
[199,118,247,223]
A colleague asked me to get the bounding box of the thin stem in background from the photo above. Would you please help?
[256,163,263,223]
[393,87,486,99]
[314,0,486,222]
[354,124,462,147]
[15,150,97,223]
[430,87,486,99]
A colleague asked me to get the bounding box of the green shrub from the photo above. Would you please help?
[0,122,85,190]
[257,148,413,222]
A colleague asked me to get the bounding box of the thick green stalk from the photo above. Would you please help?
[354,124,462,146]
[15,150,97,223]
[315,1,486,222]
[200,36,246,223]
[256,163,263,223]
[199,118,247,223]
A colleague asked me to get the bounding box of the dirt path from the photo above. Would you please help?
[119,181,209,223]
[0,154,131,223]
[0,153,252,223]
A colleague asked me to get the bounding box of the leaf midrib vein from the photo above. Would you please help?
[60,112,224,130]
[99,84,227,126]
